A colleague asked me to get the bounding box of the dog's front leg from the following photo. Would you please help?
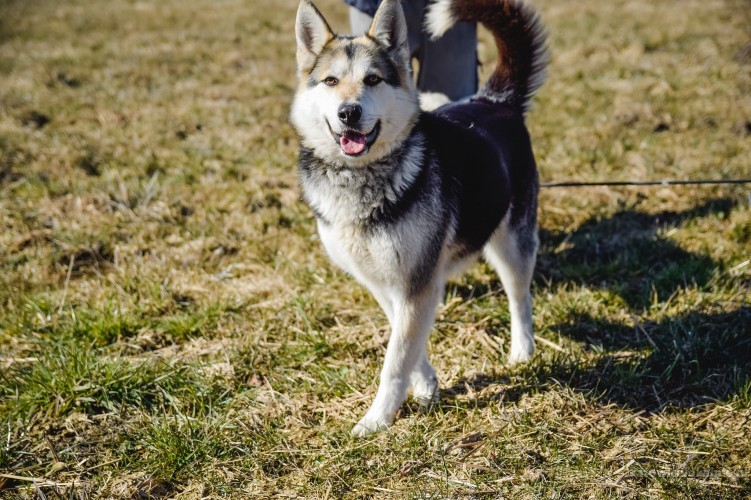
[352,283,441,436]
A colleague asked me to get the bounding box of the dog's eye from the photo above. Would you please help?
[364,74,382,87]
[323,76,339,87]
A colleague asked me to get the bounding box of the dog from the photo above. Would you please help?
[290,0,547,435]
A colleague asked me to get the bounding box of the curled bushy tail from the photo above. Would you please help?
[426,0,548,112]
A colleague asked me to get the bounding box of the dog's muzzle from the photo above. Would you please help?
[327,119,381,157]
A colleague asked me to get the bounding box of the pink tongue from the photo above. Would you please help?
[340,134,366,155]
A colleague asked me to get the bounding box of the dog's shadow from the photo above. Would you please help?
[535,197,736,309]
[443,306,750,413]
[440,198,750,413]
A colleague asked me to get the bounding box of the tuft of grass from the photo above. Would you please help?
[123,411,233,483]
[0,340,227,423]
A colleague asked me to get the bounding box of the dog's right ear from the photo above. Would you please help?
[295,0,334,73]
[368,0,409,64]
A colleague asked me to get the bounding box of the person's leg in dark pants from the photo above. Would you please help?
[348,1,477,101]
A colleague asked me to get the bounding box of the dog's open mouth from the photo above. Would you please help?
[327,120,381,156]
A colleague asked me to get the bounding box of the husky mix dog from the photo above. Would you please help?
[290,0,547,435]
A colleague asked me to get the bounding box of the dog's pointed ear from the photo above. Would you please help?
[296,0,334,72]
[368,0,409,61]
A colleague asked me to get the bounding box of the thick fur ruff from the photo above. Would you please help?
[291,0,548,435]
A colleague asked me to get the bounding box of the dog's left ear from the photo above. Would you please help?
[296,0,334,73]
[368,0,409,64]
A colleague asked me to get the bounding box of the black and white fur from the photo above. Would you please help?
[291,0,548,435]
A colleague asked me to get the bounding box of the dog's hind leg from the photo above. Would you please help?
[352,280,442,436]
[410,351,439,408]
[483,216,538,364]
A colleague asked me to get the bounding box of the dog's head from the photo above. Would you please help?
[291,0,419,166]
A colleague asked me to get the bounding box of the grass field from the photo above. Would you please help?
[1,0,750,496]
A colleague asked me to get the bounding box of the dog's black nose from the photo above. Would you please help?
[337,103,362,126]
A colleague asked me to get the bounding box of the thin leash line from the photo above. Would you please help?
[540,178,751,188]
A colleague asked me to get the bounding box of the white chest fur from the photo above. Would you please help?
[317,220,412,291]
[300,133,440,294]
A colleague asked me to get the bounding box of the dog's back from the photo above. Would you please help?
[419,101,537,259]
[420,0,547,255]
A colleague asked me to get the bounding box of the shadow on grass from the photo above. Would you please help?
[439,198,749,413]
[443,306,751,413]
[535,197,736,309]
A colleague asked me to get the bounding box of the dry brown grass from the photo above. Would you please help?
[1,0,750,497]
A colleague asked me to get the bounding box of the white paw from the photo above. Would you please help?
[508,343,534,365]
[412,376,440,409]
[414,389,440,410]
[351,415,391,436]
